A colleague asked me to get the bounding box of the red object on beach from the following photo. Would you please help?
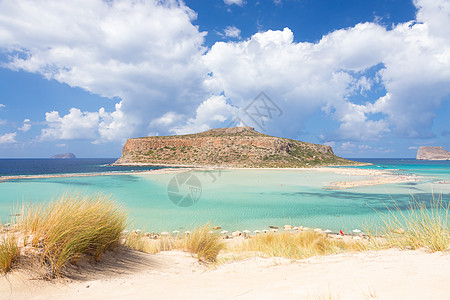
[340,229,344,236]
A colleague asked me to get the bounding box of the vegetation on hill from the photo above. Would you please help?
[115,127,358,167]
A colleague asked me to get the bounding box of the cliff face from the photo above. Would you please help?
[416,146,450,160]
[114,127,356,167]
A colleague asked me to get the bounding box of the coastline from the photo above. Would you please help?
[0,164,415,190]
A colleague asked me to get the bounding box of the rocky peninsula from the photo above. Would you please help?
[416,146,450,160]
[114,127,357,167]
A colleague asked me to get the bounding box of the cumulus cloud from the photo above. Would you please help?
[0,132,16,144]
[341,142,355,151]
[223,0,244,6]
[171,95,238,135]
[204,25,393,138]
[18,119,31,132]
[150,112,184,128]
[204,0,450,141]
[41,103,134,143]
[0,0,449,147]
[223,26,241,38]
[41,108,99,140]
[0,0,208,139]
[97,101,135,143]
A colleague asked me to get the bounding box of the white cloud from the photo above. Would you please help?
[0,0,449,146]
[408,146,418,150]
[18,118,31,132]
[97,101,134,143]
[56,143,67,148]
[41,108,99,140]
[0,132,16,144]
[223,26,241,38]
[223,0,244,6]
[358,144,372,150]
[0,104,5,109]
[171,95,237,135]
[204,0,450,141]
[0,0,208,139]
[204,25,392,138]
[150,111,184,128]
[41,103,134,143]
[341,142,355,151]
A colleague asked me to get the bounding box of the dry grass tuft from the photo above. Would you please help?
[184,224,224,262]
[242,231,367,260]
[15,192,127,277]
[125,232,180,254]
[0,234,19,274]
[376,195,449,252]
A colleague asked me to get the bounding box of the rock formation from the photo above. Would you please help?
[114,127,357,167]
[416,146,450,160]
[51,153,76,159]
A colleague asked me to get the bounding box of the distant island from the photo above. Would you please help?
[416,146,450,160]
[114,127,358,167]
[51,153,76,159]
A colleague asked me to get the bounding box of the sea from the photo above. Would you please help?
[0,158,449,233]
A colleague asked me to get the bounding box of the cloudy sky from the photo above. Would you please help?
[0,0,449,158]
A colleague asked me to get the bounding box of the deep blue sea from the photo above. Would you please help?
[0,158,448,233]
[0,158,163,176]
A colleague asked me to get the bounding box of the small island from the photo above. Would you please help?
[50,153,76,159]
[416,146,450,160]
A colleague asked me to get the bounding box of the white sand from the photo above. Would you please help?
[2,249,449,299]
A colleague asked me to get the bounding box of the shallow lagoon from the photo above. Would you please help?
[1,167,448,233]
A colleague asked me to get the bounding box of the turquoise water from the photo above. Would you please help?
[0,159,449,233]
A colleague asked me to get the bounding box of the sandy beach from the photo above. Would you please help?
[1,248,449,299]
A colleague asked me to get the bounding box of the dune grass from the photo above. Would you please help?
[124,224,224,262]
[375,195,449,252]
[240,231,367,260]
[184,224,224,262]
[15,192,127,277]
[125,232,180,254]
[0,234,19,274]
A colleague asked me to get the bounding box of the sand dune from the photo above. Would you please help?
[1,248,449,299]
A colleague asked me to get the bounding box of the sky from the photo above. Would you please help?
[0,0,449,158]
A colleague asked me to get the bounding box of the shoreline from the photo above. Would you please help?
[0,165,417,190]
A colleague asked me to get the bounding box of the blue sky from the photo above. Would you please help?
[0,0,449,158]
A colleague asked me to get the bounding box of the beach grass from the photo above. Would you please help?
[125,232,180,254]
[125,224,224,262]
[375,195,449,252]
[184,224,224,262]
[0,234,19,274]
[239,231,367,260]
[15,192,127,277]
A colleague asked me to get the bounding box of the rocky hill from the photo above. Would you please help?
[114,127,357,167]
[416,146,450,160]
